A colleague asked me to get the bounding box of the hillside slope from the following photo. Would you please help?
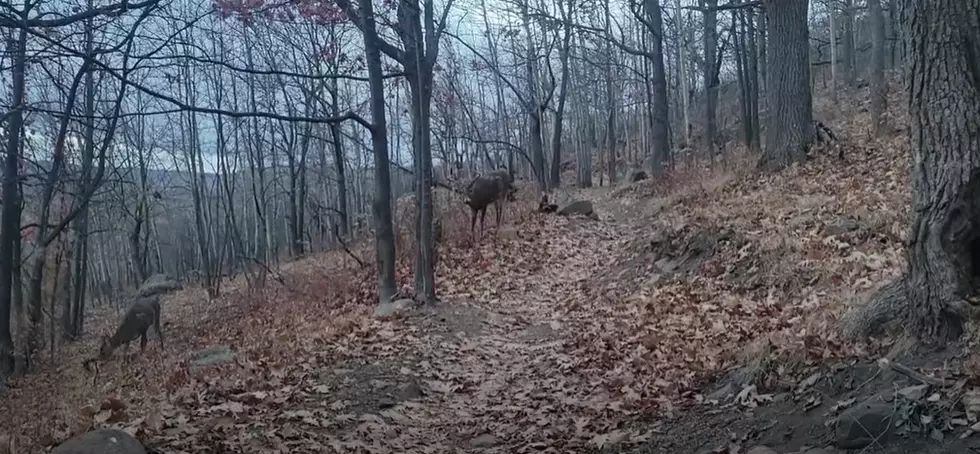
[6,81,978,454]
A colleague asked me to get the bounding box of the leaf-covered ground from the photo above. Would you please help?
[6,83,980,453]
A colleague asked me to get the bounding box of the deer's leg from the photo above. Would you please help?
[155,313,164,350]
[495,201,503,230]
[480,208,487,236]
[470,207,478,234]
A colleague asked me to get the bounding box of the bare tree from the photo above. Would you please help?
[868,0,887,136]
[844,0,980,344]
[758,0,814,171]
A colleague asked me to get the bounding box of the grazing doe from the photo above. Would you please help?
[464,169,518,235]
[99,297,164,360]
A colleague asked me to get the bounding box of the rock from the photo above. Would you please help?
[51,429,146,454]
[746,447,778,454]
[557,200,595,218]
[470,434,500,448]
[705,383,734,402]
[190,345,237,369]
[373,298,416,317]
[897,384,929,401]
[801,448,836,454]
[629,170,648,182]
[137,273,183,297]
[398,381,424,400]
[835,400,895,449]
[824,218,860,237]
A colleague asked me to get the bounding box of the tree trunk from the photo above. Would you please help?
[360,0,397,304]
[841,0,855,87]
[843,0,980,344]
[702,0,718,160]
[0,27,27,375]
[746,6,761,152]
[759,0,814,171]
[868,0,887,136]
[828,0,837,102]
[645,0,671,176]
[548,0,572,188]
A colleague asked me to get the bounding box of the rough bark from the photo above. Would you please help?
[759,0,814,171]
[645,0,671,176]
[0,27,27,375]
[702,0,719,159]
[840,0,855,87]
[674,0,690,148]
[868,0,887,136]
[842,0,980,344]
[746,6,760,152]
[360,0,397,304]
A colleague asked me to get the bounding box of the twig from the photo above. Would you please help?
[877,358,945,386]
[82,357,100,386]
[332,225,366,268]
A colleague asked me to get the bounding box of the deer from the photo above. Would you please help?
[99,296,164,361]
[464,169,518,235]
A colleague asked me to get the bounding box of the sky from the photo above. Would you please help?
[9,0,721,174]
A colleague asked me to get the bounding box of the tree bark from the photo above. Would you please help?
[868,0,887,136]
[840,0,855,87]
[645,0,671,176]
[0,26,27,375]
[843,0,980,344]
[759,0,814,171]
[702,0,719,160]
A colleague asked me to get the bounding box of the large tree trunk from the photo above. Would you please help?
[759,0,814,171]
[840,0,855,87]
[868,0,887,136]
[842,0,980,344]
[359,0,397,304]
[645,0,671,176]
[0,27,28,375]
[702,0,719,160]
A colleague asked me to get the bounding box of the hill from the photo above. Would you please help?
[3,77,979,454]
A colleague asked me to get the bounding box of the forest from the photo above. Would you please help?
[2,0,980,452]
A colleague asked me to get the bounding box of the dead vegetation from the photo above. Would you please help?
[10,77,980,454]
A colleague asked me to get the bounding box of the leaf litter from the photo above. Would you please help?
[7,83,980,453]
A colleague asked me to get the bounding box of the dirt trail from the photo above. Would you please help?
[312,197,644,453]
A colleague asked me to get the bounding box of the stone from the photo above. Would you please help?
[189,345,237,369]
[373,298,416,318]
[398,381,424,400]
[705,383,734,402]
[557,200,595,218]
[137,273,183,297]
[824,218,860,237]
[470,434,500,448]
[51,429,146,454]
[746,447,778,454]
[835,400,895,449]
[897,384,929,401]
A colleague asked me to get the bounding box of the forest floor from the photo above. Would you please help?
[7,86,980,454]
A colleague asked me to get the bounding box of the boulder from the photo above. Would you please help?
[51,429,145,454]
[824,217,860,237]
[557,200,597,219]
[746,447,778,454]
[137,274,182,297]
[189,345,237,370]
[835,399,895,449]
[374,298,416,318]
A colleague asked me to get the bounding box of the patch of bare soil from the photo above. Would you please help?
[625,355,980,454]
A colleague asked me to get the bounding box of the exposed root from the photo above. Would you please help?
[841,276,973,343]
[840,278,909,339]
